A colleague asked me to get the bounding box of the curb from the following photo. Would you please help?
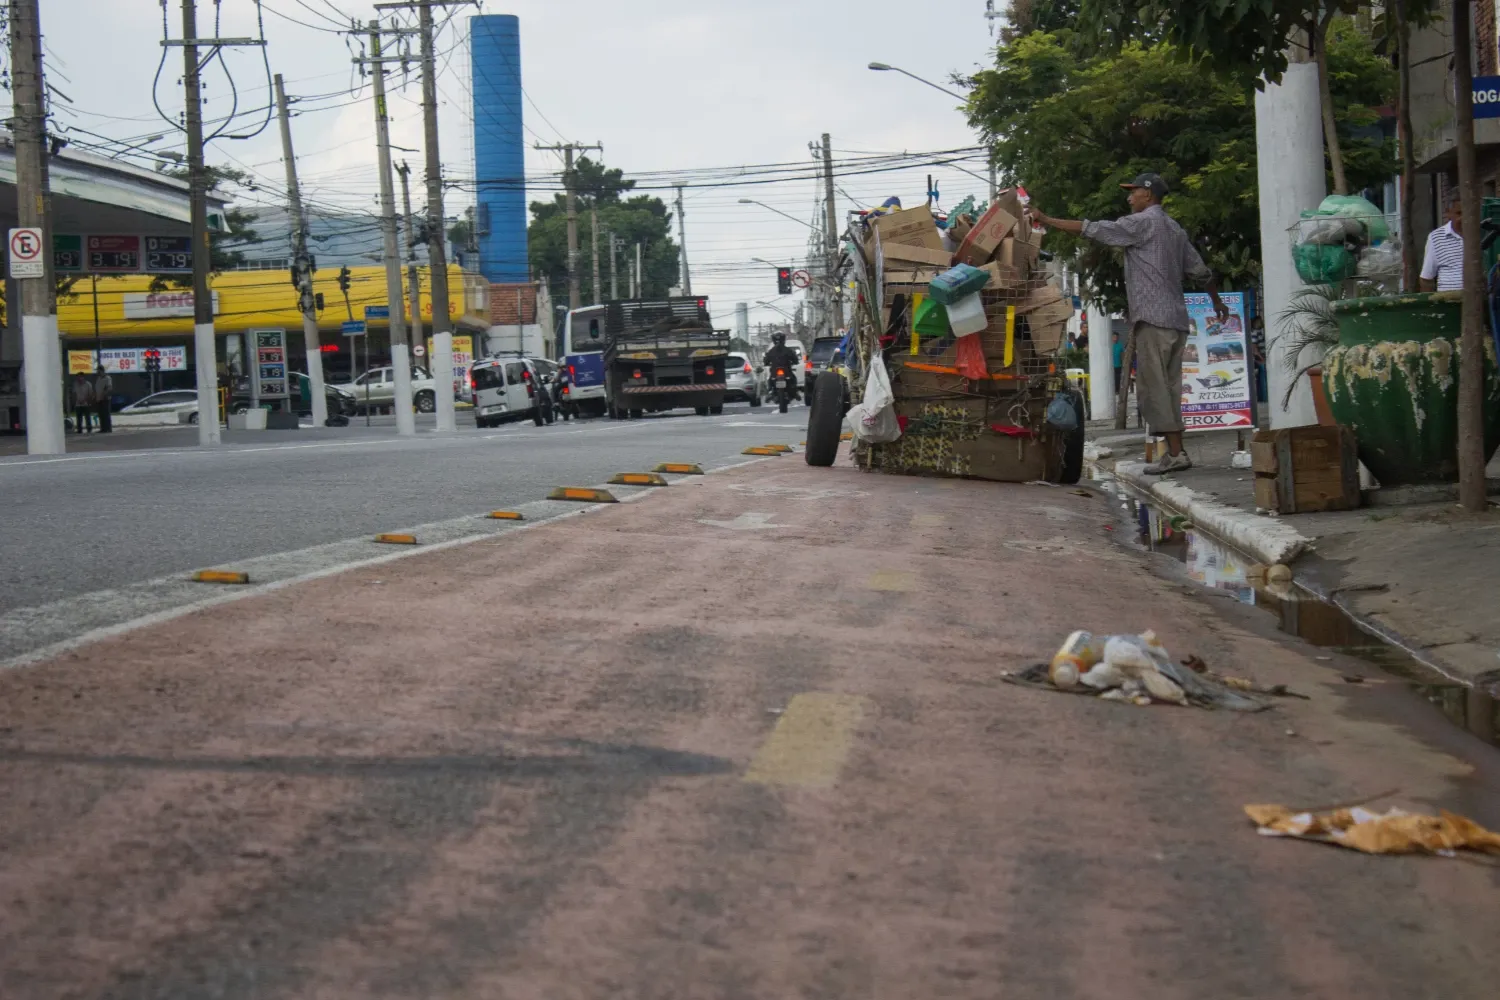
[1113,460,1312,566]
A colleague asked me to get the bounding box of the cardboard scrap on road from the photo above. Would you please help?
[1246,802,1500,860]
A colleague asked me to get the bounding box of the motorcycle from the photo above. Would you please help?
[770,366,796,414]
[552,373,576,422]
[527,373,556,426]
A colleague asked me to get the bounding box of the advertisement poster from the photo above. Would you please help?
[1181,291,1254,432]
[68,347,186,375]
[428,334,473,392]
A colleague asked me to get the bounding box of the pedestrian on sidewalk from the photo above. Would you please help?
[1111,331,1124,391]
[1027,173,1227,474]
[71,374,94,434]
[93,366,114,434]
[1419,193,1464,292]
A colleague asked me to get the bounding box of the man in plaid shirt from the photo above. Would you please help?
[1028,173,1227,474]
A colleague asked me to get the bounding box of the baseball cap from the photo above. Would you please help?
[1122,173,1168,198]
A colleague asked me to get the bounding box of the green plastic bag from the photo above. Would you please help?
[913,296,951,337]
[1316,194,1389,242]
[1293,242,1355,284]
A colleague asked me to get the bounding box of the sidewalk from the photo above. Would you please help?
[0,451,1496,996]
[1089,427,1500,686]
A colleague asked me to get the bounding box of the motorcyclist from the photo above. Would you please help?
[763,333,799,393]
[551,364,574,421]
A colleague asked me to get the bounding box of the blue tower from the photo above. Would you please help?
[470,15,527,284]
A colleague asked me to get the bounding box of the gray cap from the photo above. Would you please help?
[1122,172,1168,198]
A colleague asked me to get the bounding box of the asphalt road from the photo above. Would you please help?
[0,404,811,615]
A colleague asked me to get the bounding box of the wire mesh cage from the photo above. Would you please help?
[1287,211,1404,296]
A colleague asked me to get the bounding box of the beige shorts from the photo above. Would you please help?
[1132,322,1188,434]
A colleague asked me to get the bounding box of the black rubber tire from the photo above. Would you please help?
[629,408,643,420]
[778,398,788,414]
[805,373,844,467]
[532,408,545,427]
[749,394,761,407]
[188,412,199,425]
[1058,389,1086,485]
[709,404,723,415]
[415,391,436,413]
[695,406,708,416]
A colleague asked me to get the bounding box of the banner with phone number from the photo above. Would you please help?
[1182,291,1254,432]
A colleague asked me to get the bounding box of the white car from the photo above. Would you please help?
[724,352,765,406]
[470,356,551,427]
[337,365,442,414]
[118,389,201,423]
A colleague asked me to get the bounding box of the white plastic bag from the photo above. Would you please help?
[845,356,902,444]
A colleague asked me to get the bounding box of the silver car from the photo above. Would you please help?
[724,352,765,406]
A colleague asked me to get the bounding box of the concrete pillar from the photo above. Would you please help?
[1086,301,1115,422]
[1255,59,1326,428]
[1,276,20,361]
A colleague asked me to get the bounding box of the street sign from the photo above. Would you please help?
[87,234,142,273]
[364,305,390,320]
[791,269,811,289]
[8,227,45,278]
[144,235,193,273]
[413,344,426,357]
[342,320,367,337]
[1475,76,1500,119]
[53,234,83,273]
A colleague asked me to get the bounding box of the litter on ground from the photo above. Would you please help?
[1246,801,1500,861]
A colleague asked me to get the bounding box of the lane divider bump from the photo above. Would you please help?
[192,570,250,585]
[548,487,619,503]
[742,446,784,456]
[608,472,669,487]
[374,533,419,545]
[653,463,704,475]
[486,510,525,520]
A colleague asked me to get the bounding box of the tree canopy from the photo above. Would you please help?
[966,20,1395,313]
[527,157,680,304]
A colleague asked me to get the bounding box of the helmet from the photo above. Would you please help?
[772,332,786,346]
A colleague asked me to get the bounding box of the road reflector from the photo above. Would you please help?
[761,444,794,453]
[653,462,704,475]
[840,432,853,441]
[608,472,669,486]
[192,569,249,585]
[374,533,418,545]
[742,446,783,456]
[486,510,525,520]
[548,487,618,503]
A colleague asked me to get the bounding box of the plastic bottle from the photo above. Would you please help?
[1049,630,1102,689]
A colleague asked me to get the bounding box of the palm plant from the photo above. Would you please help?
[1276,284,1341,408]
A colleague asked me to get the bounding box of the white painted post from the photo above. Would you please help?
[1255,59,1325,428]
[1086,302,1115,423]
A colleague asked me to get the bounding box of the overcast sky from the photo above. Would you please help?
[42,0,1005,330]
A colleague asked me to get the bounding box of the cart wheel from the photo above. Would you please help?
[1058,389,1086,485]
[805,373,844,467]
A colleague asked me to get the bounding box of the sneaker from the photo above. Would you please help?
[1143,451,1192,475]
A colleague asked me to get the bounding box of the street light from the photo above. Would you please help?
[866,62,966,100]
[739,198,816,230]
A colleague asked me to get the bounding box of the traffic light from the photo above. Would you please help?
[776,266,792,295]
[143,348,162,373]
[337,266,351,293]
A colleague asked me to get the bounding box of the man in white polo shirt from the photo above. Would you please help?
[1420,194,1465,292]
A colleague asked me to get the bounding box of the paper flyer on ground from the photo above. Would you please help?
[1181,291,1253,431]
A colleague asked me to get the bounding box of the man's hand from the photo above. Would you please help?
[1210,294,1229,322]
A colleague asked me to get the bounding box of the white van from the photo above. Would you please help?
[471,357,545,427]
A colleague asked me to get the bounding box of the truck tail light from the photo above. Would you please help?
[706,366,715,376]
[632,369,643,379]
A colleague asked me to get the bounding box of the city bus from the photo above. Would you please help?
[561,304,609,418]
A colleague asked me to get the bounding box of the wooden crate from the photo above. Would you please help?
[1250,426,1360,513]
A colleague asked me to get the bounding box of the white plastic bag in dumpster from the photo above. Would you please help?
[845,357,902,444]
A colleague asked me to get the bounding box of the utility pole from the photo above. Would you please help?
[357,19,415,436]
[820,133,840,336]
[608,232,619,301]
[275,73,327,427]
[181,0,220,445]
[590,207,602,305]
[397,161,423,364]
[675,185,692,295]
[635,242,642,298]
[416,0,456,432]
[11,0,62,454]
[533,141,603,312]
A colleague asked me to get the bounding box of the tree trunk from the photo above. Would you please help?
[1451,0,1489,512]
[1113,322,1136,431]
[1396,0,1419,291]
[1316,9,1349,196]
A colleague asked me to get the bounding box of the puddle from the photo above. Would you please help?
[1098,479,1499,748]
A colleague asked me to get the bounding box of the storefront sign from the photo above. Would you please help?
[121,290,219,319]
[250,329,289,399]
[53,234,83,273]
[1182,291,1254,432]
[68,346,187,375]
[1473,76,1500,119]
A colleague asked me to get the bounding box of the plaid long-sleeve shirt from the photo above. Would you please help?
[1082,204,1210,332]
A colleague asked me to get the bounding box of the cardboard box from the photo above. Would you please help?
[873,206,944,251]
[1250,426,1360,513]
[883,243,954,268]
[1016,283,1063,314]
[1029,320,1068,355]
[979,261,1026,291]
[955,203,1019,266]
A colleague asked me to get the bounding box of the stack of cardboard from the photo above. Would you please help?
[856,191,1077,482]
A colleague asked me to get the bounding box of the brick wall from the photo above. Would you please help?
[489,283,537,326]
[1479,1,1498,76]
